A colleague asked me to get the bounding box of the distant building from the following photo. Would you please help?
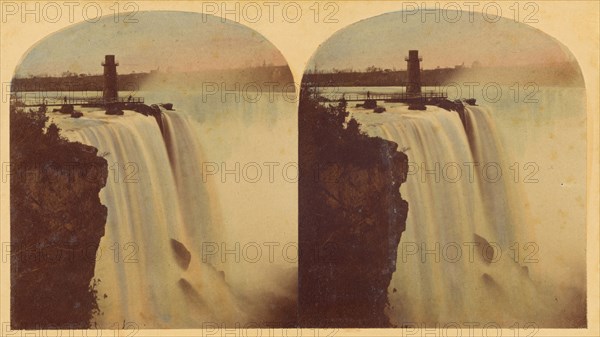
[405,50,422,94]
[102,55,119,102]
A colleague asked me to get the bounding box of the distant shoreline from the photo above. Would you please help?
[302,61,583,88]
[11,65,295,92]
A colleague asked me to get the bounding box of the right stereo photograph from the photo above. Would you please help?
[298,9,586,328]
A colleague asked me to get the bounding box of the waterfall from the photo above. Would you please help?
[63,110,245,328]
[351,104,557,326]
[160,112,224,255]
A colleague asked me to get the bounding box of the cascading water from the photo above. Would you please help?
[54,88,298,327]
[160,112,225,255]
[59,110,246,328]
[351,103,562,327]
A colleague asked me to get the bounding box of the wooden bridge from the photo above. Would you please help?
[320,91,447,103]
[12,96,145,107]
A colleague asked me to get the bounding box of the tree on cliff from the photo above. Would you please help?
[10,105,108,329]
[299,88,409,328]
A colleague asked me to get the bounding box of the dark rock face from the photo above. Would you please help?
[129,103,158,116]
[160,103,174,111]
[59,104,74,114]
[105,104,123,115]
[10,106,108,328]
[362,99,377,109]
[299,90,409,327]
[408,103,426,110]
[170,239,192,270]
[128,103,164,133]
[435,99,478,132]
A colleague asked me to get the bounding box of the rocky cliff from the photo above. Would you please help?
[10,106,108,328]
[299,92,409,327]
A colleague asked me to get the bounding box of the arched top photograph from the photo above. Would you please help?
[9,10,297,330]
[299,8,587,329]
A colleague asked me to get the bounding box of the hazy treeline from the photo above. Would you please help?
[11,73,148,92]
[303,62,583,87]
[11,65,295,92]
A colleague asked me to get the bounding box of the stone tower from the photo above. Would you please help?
[405,50,422,95]
[102,55,119,102]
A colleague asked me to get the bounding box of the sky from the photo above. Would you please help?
[14,11,288,77]
[307,10,576,72]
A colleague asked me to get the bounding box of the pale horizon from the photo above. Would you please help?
[307,10,577,72]
[14,11,288,78]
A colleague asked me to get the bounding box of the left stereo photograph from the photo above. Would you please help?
[9,11,297,329]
